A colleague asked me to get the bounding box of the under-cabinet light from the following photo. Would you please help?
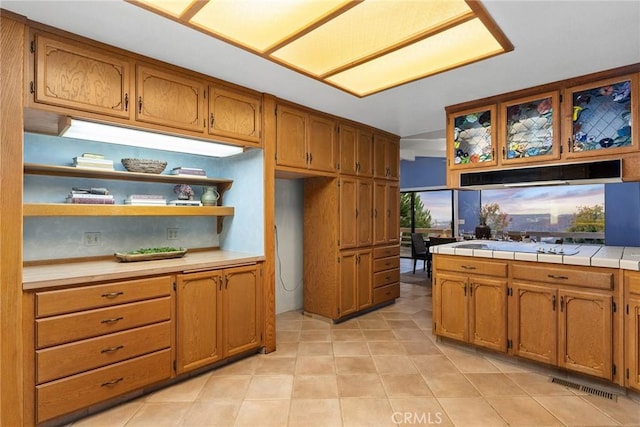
[60,119,244,157]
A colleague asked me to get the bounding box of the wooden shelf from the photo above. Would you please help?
[24,203,234,217]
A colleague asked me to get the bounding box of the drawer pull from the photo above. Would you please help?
[101,377,124,387]
[101,316,124,324]
[461,265,476,270]
[101,345,124,354]
[547,274,568,280]
[101,291,124,299]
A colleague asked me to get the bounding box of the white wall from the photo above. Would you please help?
[274,179,304,314]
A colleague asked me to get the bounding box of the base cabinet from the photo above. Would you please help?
[339,249,373,318]
[625,271,640,391]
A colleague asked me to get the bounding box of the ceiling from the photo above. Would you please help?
[3,1,640,160]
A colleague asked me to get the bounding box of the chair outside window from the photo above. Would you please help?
[410,233,428,274]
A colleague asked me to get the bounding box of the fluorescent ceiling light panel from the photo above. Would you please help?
[128,0,512,97]
[61,119,244,157]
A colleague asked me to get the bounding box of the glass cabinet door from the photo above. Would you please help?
[564,74,638,158]
[500,91,560,164]
[448,105,497,169]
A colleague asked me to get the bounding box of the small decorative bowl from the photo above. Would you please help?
[121,158,167,174]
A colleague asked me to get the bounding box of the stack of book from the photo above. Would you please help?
[66,192,115,204]
[124,195,167,206]
[168,199,202,206]
[170,166,206,176]
[73,153,114,170]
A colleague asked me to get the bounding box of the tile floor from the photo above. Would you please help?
[70,262,640,427]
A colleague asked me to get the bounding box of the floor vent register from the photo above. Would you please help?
[550,377,618,401]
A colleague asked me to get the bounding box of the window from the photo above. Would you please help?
[401,189,454,256]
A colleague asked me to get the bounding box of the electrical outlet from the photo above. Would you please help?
[84,232,102,246]
[167,228,179,240]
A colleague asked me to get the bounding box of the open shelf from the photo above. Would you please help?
[24,203,234,217]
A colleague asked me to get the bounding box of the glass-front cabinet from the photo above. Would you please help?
[447,105,497,169]
[564,74,638,158]
[500,91,560,165]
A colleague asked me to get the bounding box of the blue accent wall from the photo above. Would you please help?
[605,182,640,246]
[400,157,447,189]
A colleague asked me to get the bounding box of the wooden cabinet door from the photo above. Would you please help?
[434,273,468,342]
[469,278,507,352]
[385,182,400,244]
[276,104,307,169]
[339,124,358,175]
[136,64,205,132]
[222,265,261,358]
[34,34,130,118]
[176,271,222,374]
[339,251,358,318]
[373,134,388,179]
[628,296,640,391]
[373,180,387,245]
[447,105,498,169]
[511,282,557,365]
[386,138,399,180]
[557,289,612,379]
[308,113,337,172]
[357,250,373,311]
[339,177,357,249]
[208,85,261,145]
[357,179,373,247]
[357,129,374,177]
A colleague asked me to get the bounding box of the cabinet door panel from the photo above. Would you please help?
[628,298,640,390]
[469,278,507,352]
[339,177,357,249]
[357,250,373,311]
[308,114,337,172]
[373,134,388,179]
[434,273,468,342]
[448,105,497,169]
[209,85,261,144]
[136,64,205,132]
[387,139,399,179]
[385,182,400,244]
[373,181,387,245]
[357,179,373,247]
[339,124,358,175]
[357,129,373,177]
[223,265,261,357]
[511,282,556,365]
[558,289,612,379]
[339,251,357,317]
[276,105,307,168]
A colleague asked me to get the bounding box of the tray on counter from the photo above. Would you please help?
[114,248,187,262]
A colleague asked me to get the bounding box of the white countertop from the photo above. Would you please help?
[429,240,640,270]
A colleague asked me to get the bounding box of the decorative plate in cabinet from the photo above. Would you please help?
[448,105,497,169]
[563,74,638,158]
[499,91,561,164]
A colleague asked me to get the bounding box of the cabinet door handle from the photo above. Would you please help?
[101,377,124,387]
[309,153,313,164]
[502,147,506,159]
[552,295,556,311]
[560,296,564,312]
[101,345,124,354]
[469,283,473,296]
[547,274,568,280]
[138,96,143,114]
[306,152,309,163]
[374,209,377,218]
[124,93,129,112]
[101,316,124,324]
[210,113,215,127]
[464,284,467,296]
[101,291,124,299]
[567,137,572,153]
[461,265,476,270]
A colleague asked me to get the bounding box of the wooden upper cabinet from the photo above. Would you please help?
[32,33,131,118]
[357,179,373,247]
[499,91,561,165]
[447,105,498,169]
[136,64,205,133]
[373,134,399,180]
[339,177,357,249]
[276,104,307,169]
[308,113,337,172]
[357,129,374,177]
[563,73,638,159]
[208,85,262,145]
[339,124,373,177]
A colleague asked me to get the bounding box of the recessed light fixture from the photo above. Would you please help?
[127,0,513,97]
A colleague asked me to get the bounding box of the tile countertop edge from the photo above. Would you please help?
[23,250,266,290]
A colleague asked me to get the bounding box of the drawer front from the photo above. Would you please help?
[374,256,399,273]
[435,256,507,278]
[37,321,171,384]
[36,297,171,348]
[373,283,400,304]
[374,245,400,259]
[36,349,171,423]
[36,276,173,317]
[374,268,399,288]
[627,271,640,295]
[513,264,613,290]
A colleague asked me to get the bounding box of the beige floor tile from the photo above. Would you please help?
[438,397,506,426]
[301,318,331,330]
[210,357,258,376]
[411,355,460,378]
[268,342,299,358]
[331,318,361,329]
[288,398,342,427]
[331,329,365,341]
[534,395,619,426]
[380,374,433,397]
[276,330,301,343]
[388,397,453,426]
[373,355,418,374]
[292,375,339,399]
[335,356,378,374]
[71,400,143,427]
[295,356,336,375]
[485,356,537,374]
[368,341,407,356]
[486,396,562,426]
[362,329,397,341]
[401,340,442,356]
[423,373,480,398]
[386,319,420,329]
[465,373,527,397]
[298,341,333,356]
[358,318,390,329]
[506,373,578,396]
[245,375,293,399]
[332,341,370,356]
[582,394,640,425]
[124,402,191,427]
[337,374,386,397]
[340,397,396,427]
[198,375,251,400]
[299,329,331,342]
[277,310,303,320]
[391,329,428,341]
[254,356,296,375]
[234,399,290,427]
[445,352,501,374]
[276,320,303,331]
[379,312,412,320]
[181,400,241,426]
[145,374,210,402]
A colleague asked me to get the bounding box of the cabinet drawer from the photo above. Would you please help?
[36,276,172,317]
[374,268,399,288]
[435,256,507,278]
[36,349,171,423]
[36,297,171,348]
[513,264,614,290]
[627,272,640,295]
[36,321,171,384]
[374,245,400,259]
[374,256,399,272]
[373,283,400,304]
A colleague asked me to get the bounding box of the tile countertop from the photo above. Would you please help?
[429,240,640,271]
